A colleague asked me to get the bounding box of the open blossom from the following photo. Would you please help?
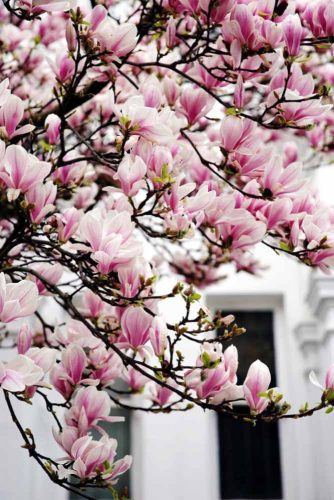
[65,386,124,435]
[58,344,87,385]
[17,0,73,13]
[28,263,63,295]
[0,354,44,392]
[178,87,213,125]
[122,366,148,392]
[25,347,56,374]
[220,116,257,155]
[94,18,138,58]
[0,145,51,201]
[310,364,334,393]
[117,256,152,298]
[25,181,57,224]
[53,207,80,242]
[80,209,141,274]
[185,364,231,399]
[150,379,176,406]
[56,433,132,483]
[0,273,39,323]
[115,155,147,196]
[261,157,304,197]
[117,98,173,143]
[79,289,106,319]
[243,360,271,414]
[3,0,334,491]
[0,94,34,139]
[142,76,163,108]
[216,211,267,250]
[53,319,101,349]
[185,343,238,400]
[303,0,334,37]
[88,347,123,387]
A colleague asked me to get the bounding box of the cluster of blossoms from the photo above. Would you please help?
[1,0,334,497]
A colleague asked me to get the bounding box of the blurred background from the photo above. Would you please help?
[1,167,334,500]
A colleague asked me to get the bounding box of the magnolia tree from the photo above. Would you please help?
[2,0,334,497]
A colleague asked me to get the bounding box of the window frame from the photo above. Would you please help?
[205,293,287,500]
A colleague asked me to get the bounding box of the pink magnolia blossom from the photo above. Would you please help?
[25,347,56,374]
[88,347,123,387]
[117,98,173,143]
[309,364,334,392]
[0,354,44,392]
[257,198,293,230]
[243,360,271,414]
[117,257,152,298]
[142,76,163,109]
[17,324,33,355]
[18,0,73,13]
[149,316,168,357]
[325,365,334,391]
[178,87,213,125]
[115,155,147,197]
[54,207,80,243]
[57,433,132,482]
[118,306,152,351]
[122,366,148,392]
[0,94,34,139]
[185,343,238,400]
[45,113,61,144]
[163,77,181,106]
[65,19,77,52]
[282,15,303,57]
[0,274,39,323]
[185,365,231,399]
[261,157,304,197]
[80,209,141,274]
[53,319,101,349]
[0,145,51,201]
[89,5,107,31]
[150,379,175,406]
[221,4,263,50]
[60,344,87,385]
[79,289,106,319]
[220,116,257,155]
[304,1,334,37]
[199,0,233,22]
[25,181,57,224]
[217,211,267,250]
[65,386,124,435]
[28,263,63,295]
[54,53,75,83]
[94,19,138,58]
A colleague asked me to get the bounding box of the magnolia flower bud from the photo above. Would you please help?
[149,316,168,357]
[17,324,33,354]
[45,113,61,145]
[65,20,77,52]
[243,360,271,414]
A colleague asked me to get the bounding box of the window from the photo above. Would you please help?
[69,408,131,500]
[217,311,282,500]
